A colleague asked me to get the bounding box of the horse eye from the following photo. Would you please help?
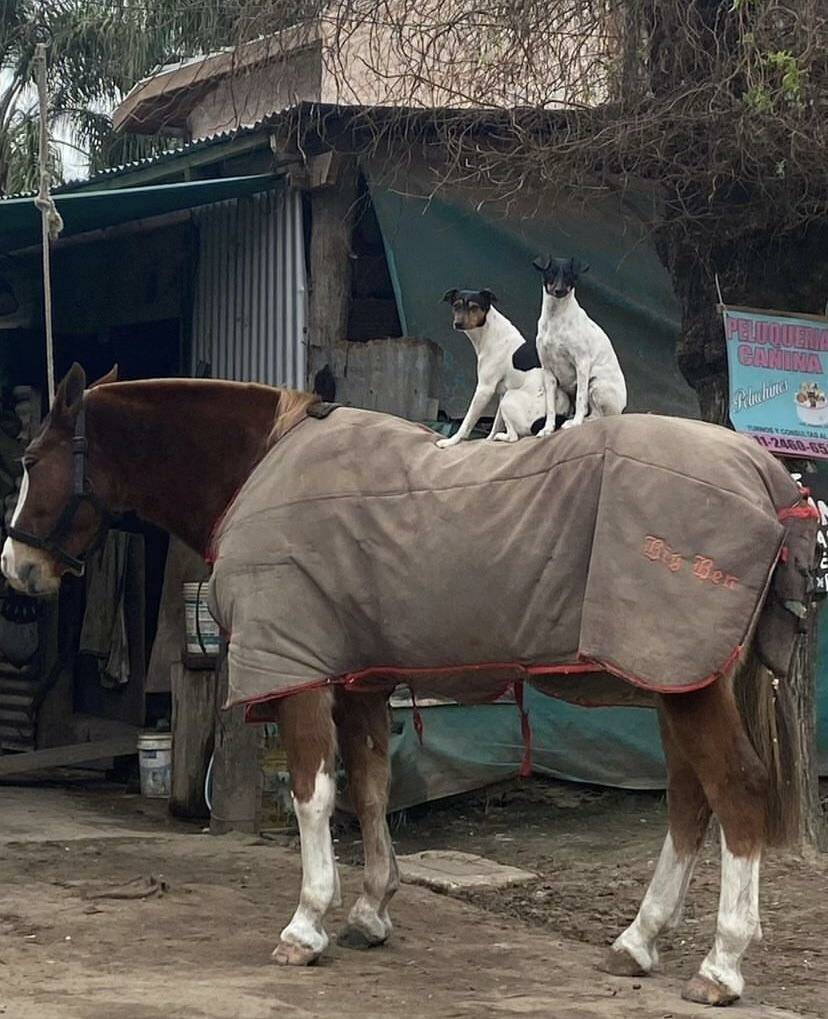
[21,456,37,471]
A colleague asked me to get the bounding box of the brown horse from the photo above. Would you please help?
[2,364,814,1007]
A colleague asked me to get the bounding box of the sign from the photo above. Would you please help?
[723,304,828,460]
[791,467,828,594]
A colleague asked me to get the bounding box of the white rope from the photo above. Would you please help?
[34,41,63,407]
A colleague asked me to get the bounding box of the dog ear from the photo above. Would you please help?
[480,289,498,307]
[441,288,459,304]
[532,256,551,273]
[572,258,590,275]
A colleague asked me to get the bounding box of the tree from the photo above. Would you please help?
[0,0,309,194]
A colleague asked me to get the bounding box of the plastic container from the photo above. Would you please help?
[183,582,221,658]
[137,731,173,798]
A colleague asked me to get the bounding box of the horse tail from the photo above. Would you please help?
[734,642,803,848]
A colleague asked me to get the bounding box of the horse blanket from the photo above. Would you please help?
[206,408,815,717]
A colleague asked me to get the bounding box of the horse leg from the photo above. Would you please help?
[602,705,711,977]
[334,688,399,947]
[273,688,340,966]
[659,679,766,1005]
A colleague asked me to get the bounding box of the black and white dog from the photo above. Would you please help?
[533,257,627,435]
[437,288,570,449]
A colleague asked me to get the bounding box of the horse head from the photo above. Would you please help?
[2,363,119,596]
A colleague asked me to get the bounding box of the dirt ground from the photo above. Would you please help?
[0,776,825,1019]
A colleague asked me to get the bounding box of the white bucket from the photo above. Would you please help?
[137,731,173,799]
[183,582,221,657]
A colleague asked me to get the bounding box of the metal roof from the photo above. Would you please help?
[4,101,572,199]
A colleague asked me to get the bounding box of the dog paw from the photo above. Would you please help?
[436,436,460,449]
[561,419,581,430]
[536,427,556,438]
[492,433,516,443]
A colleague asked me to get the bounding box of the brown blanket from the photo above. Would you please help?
[207,409,814,714]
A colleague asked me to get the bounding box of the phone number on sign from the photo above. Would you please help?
[753,435,828,456]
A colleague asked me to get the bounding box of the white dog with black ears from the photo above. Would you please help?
[436,288,570,449]
[533,256,627,435]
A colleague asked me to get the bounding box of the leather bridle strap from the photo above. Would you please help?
[7,398,114,577]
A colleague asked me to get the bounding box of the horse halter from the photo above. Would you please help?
[7,399,114,577]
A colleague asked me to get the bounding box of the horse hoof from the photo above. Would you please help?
[272,940,321,966]
[337,925,388,949]
[338,902,391,949]
[682,974,739,1007]
[598,946,648,978]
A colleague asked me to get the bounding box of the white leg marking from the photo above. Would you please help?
[278,763,338,958]
[698,832,760,998]
[612,832,697,972]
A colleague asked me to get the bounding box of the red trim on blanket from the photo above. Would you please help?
[778,503,819,522]
[235,644,746,722]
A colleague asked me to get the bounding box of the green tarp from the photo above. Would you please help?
[367,168,698,420]
[0,174,280,251]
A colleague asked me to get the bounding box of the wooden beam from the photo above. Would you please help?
[0,737,136,777]
[170,662,217,819]
[209,656,260,835]
[10,211,192,259]
[307,155,359,385]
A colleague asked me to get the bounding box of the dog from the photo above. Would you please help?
[436,288,570,449]
[532,256,627,436]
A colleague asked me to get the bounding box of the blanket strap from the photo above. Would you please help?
[409,685,424,745]
[513,680,532,778]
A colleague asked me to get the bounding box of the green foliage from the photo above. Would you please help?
[0,0,311,193]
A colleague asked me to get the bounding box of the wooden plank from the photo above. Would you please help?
[0,737,136,777]
[170,662,217,819]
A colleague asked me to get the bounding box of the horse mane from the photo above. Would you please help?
[268,388,320,447]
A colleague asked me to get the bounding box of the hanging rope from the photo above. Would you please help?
[34,41,63,407]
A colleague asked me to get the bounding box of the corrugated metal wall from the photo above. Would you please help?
[191,187,307,389]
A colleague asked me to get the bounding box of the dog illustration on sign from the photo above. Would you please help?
[532,256,627,435]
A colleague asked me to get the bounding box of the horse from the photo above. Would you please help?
[2,363,815,1008]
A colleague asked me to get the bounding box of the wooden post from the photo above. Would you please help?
[208,655,260,835]
[790,606,824,850]
[307,154,359,385]
[169,662,218,819]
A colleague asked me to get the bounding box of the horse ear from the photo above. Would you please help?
[53,363,86,416]
[532,256,551,273]
[90,364,119,388]
[441,289,459,304]
[480,289,498,307]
